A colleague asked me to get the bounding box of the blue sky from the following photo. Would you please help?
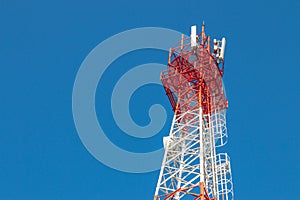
[1,0,300,199]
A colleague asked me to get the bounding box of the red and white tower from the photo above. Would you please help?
[154,23,234,200]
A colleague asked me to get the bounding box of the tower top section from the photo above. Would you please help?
[161,24,228,115]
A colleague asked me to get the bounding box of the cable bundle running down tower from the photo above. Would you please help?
[154,23,234,200]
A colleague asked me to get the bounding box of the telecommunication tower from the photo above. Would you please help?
[154,23,234,200]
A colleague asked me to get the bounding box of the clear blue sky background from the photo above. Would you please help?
[1,0,300,199]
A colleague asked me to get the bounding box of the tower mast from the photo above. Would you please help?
[154,24,234,200]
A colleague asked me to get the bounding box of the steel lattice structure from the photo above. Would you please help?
[154,23,234,200]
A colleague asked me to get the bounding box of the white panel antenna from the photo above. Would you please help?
[190,25,197,47]
[219,37,226,60]
[163,136,170,149]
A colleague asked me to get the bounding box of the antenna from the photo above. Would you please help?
[219,37,226,60]
[213,37,226,62]
[190,25,197,47]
